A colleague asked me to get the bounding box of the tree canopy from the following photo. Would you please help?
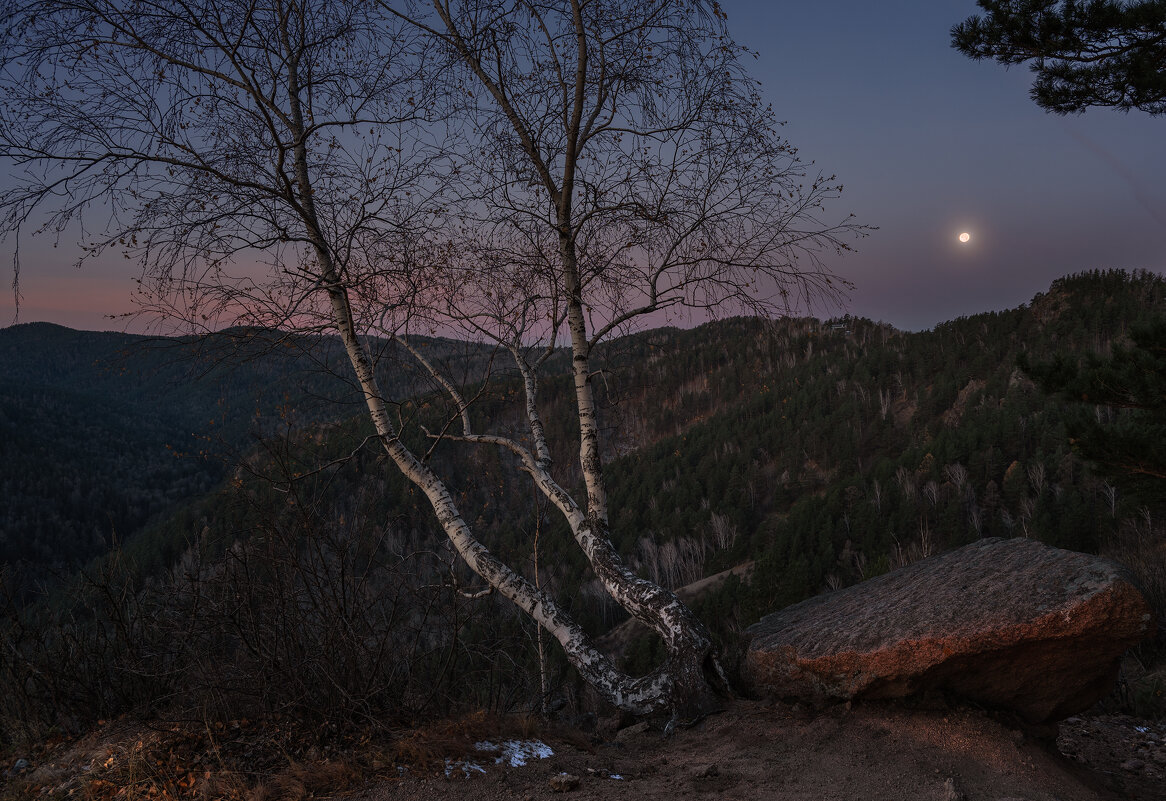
[952,0,1166,114]
[1021,317,1166,502]
[0,0,859,718]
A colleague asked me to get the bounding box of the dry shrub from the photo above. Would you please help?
[385,709,560,770]
[1101,507,1166,717]
[387,710,502,769]
[0,506,544,746]
[1104,508,1166,656]
[199,771,250,801]
[252,758,360,801]
[0,709,563,801]
[1,715,378,801]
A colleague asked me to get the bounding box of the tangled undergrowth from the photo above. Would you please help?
[0,710,579,801]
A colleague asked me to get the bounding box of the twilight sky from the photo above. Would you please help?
[2,0,1163,332]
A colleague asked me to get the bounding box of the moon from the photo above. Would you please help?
[958,232,971,243]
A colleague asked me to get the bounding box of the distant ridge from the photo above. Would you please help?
[2,269,1163,608]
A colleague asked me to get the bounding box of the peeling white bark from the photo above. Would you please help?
[286,1,723,716]
[340,297,718,713]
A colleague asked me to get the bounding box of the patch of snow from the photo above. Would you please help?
[444,757,486,779]
[610,774,624,780]
[473,739,554,767]
[1135,726,1150,733]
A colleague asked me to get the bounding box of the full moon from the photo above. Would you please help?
[958,232,971,243]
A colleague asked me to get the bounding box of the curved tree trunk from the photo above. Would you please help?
[552,220,726,716]
[285,1,726,719]
[326,278,720,714]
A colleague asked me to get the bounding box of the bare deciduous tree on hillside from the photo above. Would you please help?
[0,0,859,719]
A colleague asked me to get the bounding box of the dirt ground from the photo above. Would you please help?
[355,700,1164,801]
[6,699,1164,801]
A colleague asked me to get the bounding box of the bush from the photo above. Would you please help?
[0,495,546,747]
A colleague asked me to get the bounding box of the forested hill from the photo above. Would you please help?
[0,323,491,578]
[2,269,1163,616]
[3,268,1164,732]
[596,269,1166,644]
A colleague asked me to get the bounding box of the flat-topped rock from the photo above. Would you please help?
[745,537,1155,722]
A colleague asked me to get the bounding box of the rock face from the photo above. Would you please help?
[745,537,1155,722]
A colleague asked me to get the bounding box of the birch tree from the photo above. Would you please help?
[1,0,859,719]
[377,0,859,716]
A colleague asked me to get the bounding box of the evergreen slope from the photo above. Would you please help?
[0,324,493,577]
[4,269,1164,733]
[101,271,1166,625]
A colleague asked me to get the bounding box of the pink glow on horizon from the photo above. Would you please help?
[1,274,146,333]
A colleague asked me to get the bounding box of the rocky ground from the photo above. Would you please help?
[1058,712,1166,800]
[356,700,1164,801]
[5,699,1164,801]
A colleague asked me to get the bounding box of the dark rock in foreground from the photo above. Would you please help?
[745,537,1155,722]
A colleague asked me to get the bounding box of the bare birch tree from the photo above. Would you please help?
[1,0,860,718]
[373,0,861,715]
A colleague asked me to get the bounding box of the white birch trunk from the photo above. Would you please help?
[283,6,723,717]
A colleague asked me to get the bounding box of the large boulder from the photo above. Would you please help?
[745,537,1155,722]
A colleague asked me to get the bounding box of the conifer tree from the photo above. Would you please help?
[952,1,1166,114]
[1021,319,1166,502]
